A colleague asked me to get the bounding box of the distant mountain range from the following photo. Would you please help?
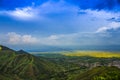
[28,45,120,52]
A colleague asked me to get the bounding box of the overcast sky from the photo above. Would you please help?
[0,0,120,51]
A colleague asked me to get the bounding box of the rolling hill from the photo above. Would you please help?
[1,45,120,80]
[75,66,120,80]
[0,45,61,80]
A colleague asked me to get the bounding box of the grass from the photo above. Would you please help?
[75,66,120,80]
[63,51,120,58]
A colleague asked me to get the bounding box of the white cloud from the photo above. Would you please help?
[22,35,38,43]
[38,0,78,14]
[1,0,118,33]
[0,0,78,21]
[0,7,38,20]
[7,32,38,44]
[35,33,101,46]
[1,32,79,46]
[7,32,21,44]
[96,22,120,32]
[0,31,120,48]
[48,35,59,40]
[79,9,119,19]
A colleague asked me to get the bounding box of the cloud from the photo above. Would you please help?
[108,17,120,22]
[1,32,97,46]
[0,7,38,20]
[35,34,74,46]
[96,22,120,32]
[78,9,120,19]
[9,7,35,19]
[38,0,78,14]
[0,31,120,51]
[31,32,111,46]
[7,32,38,44]
[0,0,79,21]
[0,0,120,33]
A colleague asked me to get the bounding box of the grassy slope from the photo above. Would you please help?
[0,45,62,80]
[75,66,120,80]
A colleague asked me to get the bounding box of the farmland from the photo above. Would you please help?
[63,51,120,58]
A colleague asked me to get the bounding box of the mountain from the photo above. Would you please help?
[1,45,120,80]
[0,45,61,80]
[17,49,29,54]
[75,66,120,80]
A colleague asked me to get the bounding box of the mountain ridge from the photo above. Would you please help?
[0,45,61,80]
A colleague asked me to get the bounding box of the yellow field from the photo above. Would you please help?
[0,47,2,51]
[63,51,120,58]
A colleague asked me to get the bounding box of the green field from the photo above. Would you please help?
[63,51,120,58]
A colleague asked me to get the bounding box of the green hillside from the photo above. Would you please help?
[1,45,120,80]
[75,66,120,80]
[0,45,61,80]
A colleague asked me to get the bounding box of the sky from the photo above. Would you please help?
[0,0,120,51]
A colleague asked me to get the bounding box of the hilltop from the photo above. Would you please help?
[0,45,61,80]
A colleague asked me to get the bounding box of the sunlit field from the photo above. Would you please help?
[63,51,120,58]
